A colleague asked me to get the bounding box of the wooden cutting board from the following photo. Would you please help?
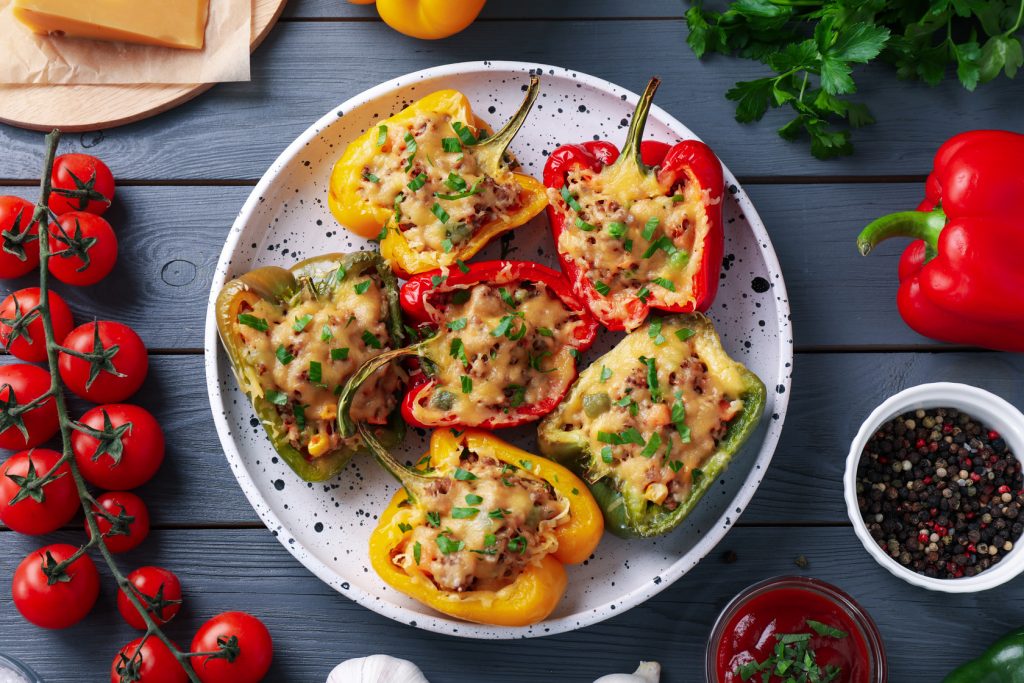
[0,0,287,132]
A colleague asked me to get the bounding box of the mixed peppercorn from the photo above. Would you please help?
[856,408,1024,579]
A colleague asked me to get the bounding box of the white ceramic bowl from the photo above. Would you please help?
[845,382,1024,593]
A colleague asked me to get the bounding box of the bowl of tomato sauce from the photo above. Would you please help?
[705,576,886,683]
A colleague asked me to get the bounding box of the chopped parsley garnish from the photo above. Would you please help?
[636,286,651,303]
[652,277,676,292]
[733,619,846,682]
[354,280,372,295]
[238,313,268,331]
[592,279,610,296]
[398,522,413,533]
[606,221,627,238]
[518,459,533,471]
[560,186,584,213]
[441,137,462,153]
[507,384,527,408]
[456,259,470,274]
[575,216,597,232]
[642,235,678,259]
[672,400,691,443]
[407,173,428,191]
[431,203,450,224]
[413,541,422,564]
[451,507,479,519]
[426,511,441,527]
[376,125,387,147]
[446,317,467,331]
[460,376,473,393]
[275,345,294,365]
[641,356,661,402]
[362,170,380,183]
[293,404,306,430]
[331,347,349,361]
[431,274,447,288]
[450,338,469,366]
[264,390,287,406]
[452,121,477,145]
[808,620,849,639]
[537,326,554,337]
[623,238,634,253]
[361,330,382,349]
[642,217,660,241]
[292,314,313,332]
[675,327,696,342]
[320,325,333,342]
[465,494,483,505]
[403,131,418,155]
[308,361,322,383]
[488,508,509,519]
[640,432,662,458]
[601,446,614,463]
[648,319,666,346]
[393,192,405,220]
[668,460,683,473]
[436,534,464,555]
[528,351,552,373]
[598,428,645,446]
[441,238,453,253]
[507,536,528,554]
[491,314,526,339]
[600,366,613,382]
[435,178,483,201]
[444,172,467,192]
[498,287,517,309]
[453,467,477,481]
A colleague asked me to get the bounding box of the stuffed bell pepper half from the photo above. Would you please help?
[215,253,405,481]
[337,260,598,430]
[544,77,725,332]
[538,313,765,537]
[328,77,548,277]
[362,427,603,626]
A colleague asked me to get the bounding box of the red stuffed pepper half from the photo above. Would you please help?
[543,77,725,332]
[338,260,599,433]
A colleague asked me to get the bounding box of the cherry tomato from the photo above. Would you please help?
[72,404,164,490]
[48,154,115,216]
[0,363,59,449]
[48,211,118,286]
[59,321,148,403]
[0,449,79,535]
[0,196,40,278]
[0,287,74,362]
[12,543,99,629]
[118,566,182,630]
[111,637,187,683]
[190,612,273,683]
[87,491,150,553]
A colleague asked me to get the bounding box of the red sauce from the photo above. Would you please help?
[715,586,871,683]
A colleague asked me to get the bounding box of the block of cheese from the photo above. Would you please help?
[12,0,211,51]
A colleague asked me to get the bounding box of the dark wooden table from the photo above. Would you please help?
[1,2,1023,681]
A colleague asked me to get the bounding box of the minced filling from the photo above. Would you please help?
[392,450,569,592]
[556,319,744,509]
[548,163,713,328]
[360,112,523,257]
[411,280,587,425]
[233,272,401,457]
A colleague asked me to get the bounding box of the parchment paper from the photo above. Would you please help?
[0,0,251,84]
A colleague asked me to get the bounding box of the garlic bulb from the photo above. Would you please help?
[327,655,431,683]
[593,661,661,683]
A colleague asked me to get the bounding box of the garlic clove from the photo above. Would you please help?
[327,654,431,683]
[593,661,661,683]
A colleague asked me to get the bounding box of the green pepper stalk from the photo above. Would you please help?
[537,313,765,538]
[944,627,1024,683]
[215,252,405,481]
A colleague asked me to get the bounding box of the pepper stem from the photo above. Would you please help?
[856,208,946,261]
[355,422,434,504]
[336,342,427,438]
[616,77,661,171]
[476,75,540,173]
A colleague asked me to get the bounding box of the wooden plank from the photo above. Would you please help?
[0,181,944,352]
[5,350,1022,528]
[283,0,685,19]
[1,20,1020,180]
[0,526,1017,682]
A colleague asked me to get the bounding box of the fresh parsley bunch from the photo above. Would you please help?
[685,0,1024,158]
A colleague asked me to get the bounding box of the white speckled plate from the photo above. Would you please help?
[204,61,792,639]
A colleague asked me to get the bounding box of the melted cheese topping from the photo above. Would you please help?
[411,281,587,426]
[233,272,401,456]
[549,162,715,329]
[555,320,745,508]
[391,452,568,592]
[359,112,523,256]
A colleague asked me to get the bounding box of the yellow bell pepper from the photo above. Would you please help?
[328,78,547,277]
[365,428,603,626]
[348,0,485,40]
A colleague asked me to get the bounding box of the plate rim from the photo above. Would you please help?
[203,60,793,639]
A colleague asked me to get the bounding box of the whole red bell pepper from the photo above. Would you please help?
[543,76,725,331]
[337,260,598,433]
[857,130,1024,352]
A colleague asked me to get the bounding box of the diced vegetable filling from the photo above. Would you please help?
[560,321,743,509]
[549,165,713,328]
[234,271,401,457]
[360,112,523,257]
[413,280,586,425]
[393,449,568,592]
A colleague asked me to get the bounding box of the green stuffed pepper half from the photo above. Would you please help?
[537,313,765,538]
[215,252,405,481]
